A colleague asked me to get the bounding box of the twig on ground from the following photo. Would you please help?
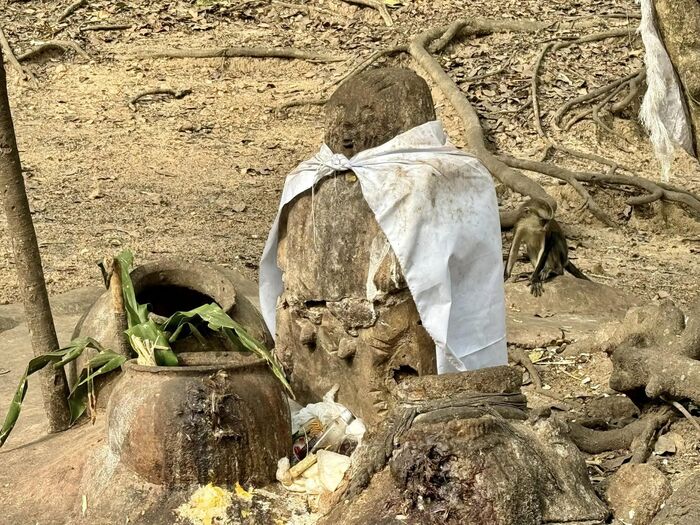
[340,0,393,27]
[80,24,131,32]
[332,45,406,88]
[129,88,192,110]
[509,347,544,389]
[665,398,700,434]
[17,40,90,62]
[0,26,37,84]
[408,19,557,226]
[275,97,327,118]
[530,43,553,137]
[138,46,344,63]
[57,0,88,23]
[551,27,637,52]
[508,347,573,406]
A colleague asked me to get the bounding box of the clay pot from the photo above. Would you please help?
[68,260,272,391]
[106,352,291,487]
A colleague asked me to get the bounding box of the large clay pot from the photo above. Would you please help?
[106,352,291,487]
[67,260,272,391]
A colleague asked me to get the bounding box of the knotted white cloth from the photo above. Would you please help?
[259,120,507,372]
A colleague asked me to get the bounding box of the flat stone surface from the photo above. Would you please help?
[505,276,640,349]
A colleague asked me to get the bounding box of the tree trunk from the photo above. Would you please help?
[0,49,71,432]
[653,0,700,155]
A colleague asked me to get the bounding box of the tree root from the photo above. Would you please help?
[0,26,37,84]
[275,97,327,118]
[340,0,393,27]
[558,407,674,463]
[609,298,700,404]
[17,40,90,62]
[508,347,573,406]
[498,154,700,217]
[128,88,192,109]
[332,45,407,88]
[138,46,345,63]
[554,69,642,127]
[530,43,553,138]
[611,71,646,114]
[408,20,557,224]
[57,0,88,23]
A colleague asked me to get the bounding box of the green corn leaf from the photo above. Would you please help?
[127,319,178,366]
[160,303,292,396]
[116,250,149,327]
[68,351,127,423]
[0,349,72,447]
[0,338,120,448]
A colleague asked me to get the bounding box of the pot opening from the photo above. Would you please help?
[136,284,218,318]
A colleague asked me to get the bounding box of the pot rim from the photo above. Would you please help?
[122,351,266,375]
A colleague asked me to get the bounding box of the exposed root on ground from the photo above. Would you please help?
[17,40,90,62]
[498,154,700,217]
[0,26,36,84]
[57,0,88,23]
[128,88,192,110]
[558,407,674,463]
[138,46,345,63]
[555,70,643,129]
[607,298,700,405]
[80,24,131,32]
[408,20,557,226]
[340,0,393,27]
[275,97,328,118]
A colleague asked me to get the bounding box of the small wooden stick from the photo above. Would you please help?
[58,0,88,23]
[275,97,327,117]
[129,87,192,109]
[340,0,393,26]
[80,24,131,32]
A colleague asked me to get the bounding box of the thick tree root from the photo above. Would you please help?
[498,154,700,217]
[607,298,700,405]
[139,46,344,63]
[340,0,393,27]
[558,407,674,463]
[408,20,557,223]
[0,26,36,84]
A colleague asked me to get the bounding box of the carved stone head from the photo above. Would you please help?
[324,67,436,157]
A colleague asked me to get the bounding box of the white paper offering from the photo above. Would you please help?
[259,120,507,372]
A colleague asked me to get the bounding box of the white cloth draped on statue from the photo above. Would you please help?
[259,120,507,373]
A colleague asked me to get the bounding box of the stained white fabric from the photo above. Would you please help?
[638,0,695,180]
[259,120,507,372]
